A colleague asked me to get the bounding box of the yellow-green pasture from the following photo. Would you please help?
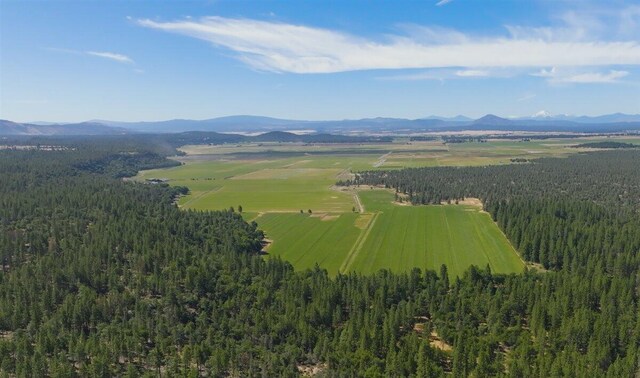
[137,157,360,212]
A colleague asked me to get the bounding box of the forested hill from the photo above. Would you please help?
[0,141,638,376]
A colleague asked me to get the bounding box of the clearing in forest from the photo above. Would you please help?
[348,190,524,276]
[136,140,576,276]
[253,189,523,277]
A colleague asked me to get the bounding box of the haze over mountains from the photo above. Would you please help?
[0,120,129,136]
[2,113,640,136]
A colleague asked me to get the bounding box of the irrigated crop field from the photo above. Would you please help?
[138,158,355,212]
[342,191,523,275]
[256,212,364,275]
[137,136,638,276]
[250,190,524,276]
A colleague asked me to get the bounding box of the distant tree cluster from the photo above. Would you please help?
[443,137,487,143]
[408,136,438,142]
[572,141,638,149]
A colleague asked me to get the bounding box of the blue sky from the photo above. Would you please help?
[1,0,639,122]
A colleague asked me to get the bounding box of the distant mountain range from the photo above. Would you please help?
[515,112,640,124]
[2,113,640,136]
[0,120,128,136]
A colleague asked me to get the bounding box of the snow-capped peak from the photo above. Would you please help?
[532,110,553,118]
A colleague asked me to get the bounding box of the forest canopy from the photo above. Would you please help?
[0,138,638,377]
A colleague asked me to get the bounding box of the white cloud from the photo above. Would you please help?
[455,69,489,77]
[137,16,640,75]
[531,67,557,78]
[379,68,508,81]
[558,70,628,83]
[87,51,134,64]
[378,71,447,81]
[531,67,628,83]
[395,25,469,45]
[47,47,135,65]
[436,0,453,6]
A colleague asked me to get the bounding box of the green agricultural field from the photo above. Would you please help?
[137,158,358,212]
[139,137,640,277]
[255,190,524,277]
[256,212,364,275]
[345,190,524,276]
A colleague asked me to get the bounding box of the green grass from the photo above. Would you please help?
[137,159,356,212]
[254,189,524,278]
[351,191,524,276]
[256,212,363,275]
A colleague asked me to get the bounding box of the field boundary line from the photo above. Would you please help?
[373,151,392,168]
[339,212,379,273]
[247,212,265,222]
[487,212,528,269]
[353,192,365,213]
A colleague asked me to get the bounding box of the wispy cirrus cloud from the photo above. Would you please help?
[563,70,628,83]
[436,0,453,6]
[379,67,509,81]
[455,69,489,77]
[531,67,629,83]
[46,47,135,65]
[378,70,447,82]
[137,15,640,76]
[86,51,134,64]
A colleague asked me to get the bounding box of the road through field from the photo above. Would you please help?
[339,212,379,273]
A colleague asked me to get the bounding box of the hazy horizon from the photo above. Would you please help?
[11,111,640,126]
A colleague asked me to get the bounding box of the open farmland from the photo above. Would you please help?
[137,157,356,212]
[176,135,640,169]
[253,190,524,276]
[256,212,365,275]
[136,137,639,276]
[344,190,524,275]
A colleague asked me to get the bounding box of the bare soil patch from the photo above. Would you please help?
[440,197,483,209]
[297,363,327,377]
[526,261,548,273]
[336,169,355,181]
[261,238,273,251]
[0,331,13,340]
[354,213,374,229]
[429,331,453,352]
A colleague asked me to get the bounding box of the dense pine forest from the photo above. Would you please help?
[0,140,639,376]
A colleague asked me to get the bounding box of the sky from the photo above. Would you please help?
[1,0,640,123]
